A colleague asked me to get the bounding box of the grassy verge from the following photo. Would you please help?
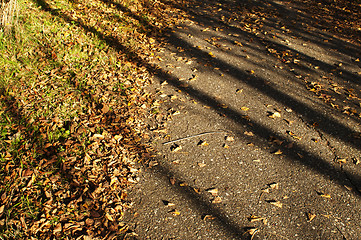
[0,0,175,238]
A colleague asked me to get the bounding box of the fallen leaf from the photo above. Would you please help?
[172,160,180,164]
[267,200,283,208]
[207,188,219,196]
[169,209,180,216]
[169,177,176,185]
[234,40,243,46]
[202,214,216,220]
[225,136,234,141]
[269,182,279,190]
[179,182,188,187]
[212,196,222,204]
[198,162,207,168]
[0,205,5,216]
[245,227,258,236]
[307,212,316,222]
[273,149,283,155]
[170,144,182,152]
[248,215,265,223]
[268,111,281,118]
[189,74,198,81]
[53,223,62,234]
[241,107,250,111]
[244,131,254,136]
[197,140,209,146]
[261,188,270,193]
[223,144,230,149]
[105,212,114,221]
[336,158,347,164]
[316,191,331,198]
[162,200,175,207]
[353,157,360,165]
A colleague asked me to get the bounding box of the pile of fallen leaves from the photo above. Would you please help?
[0,0,181,239]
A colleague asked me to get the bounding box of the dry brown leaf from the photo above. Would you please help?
[244,131,254,136]
[269,182,279,190]
[53,223,62,234]
[169,209,180,216]
[197,140,209,146]
[225,136,234,141]
[162,200,176,207]
[316,191,331,198]
[0,205,5,216]
[189,74,198,81]
[207,188,219,196]
[248,215,265,222]
[336,158,347,164]
[198,162,207,168]
[245,227,258,236]
[169,177,176,185]
[307,212,316,222]
[268,112,281,118]
[212,196,222,204]
[170,144,182,152]
[202,214,216,220]
[268,200,283,208]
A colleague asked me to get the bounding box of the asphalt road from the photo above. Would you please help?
[124,0,361,239]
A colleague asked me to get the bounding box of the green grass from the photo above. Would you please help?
[0,0,168,238]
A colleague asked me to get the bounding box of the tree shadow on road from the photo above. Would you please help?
[32,0,361,238]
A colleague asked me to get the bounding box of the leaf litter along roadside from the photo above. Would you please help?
[0,0,179,239]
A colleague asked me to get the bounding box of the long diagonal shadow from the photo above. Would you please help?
[33,0,361,195]
[163,0,361,87]
[33,0,361,237]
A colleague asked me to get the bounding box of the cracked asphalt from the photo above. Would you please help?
[124,0,361,239]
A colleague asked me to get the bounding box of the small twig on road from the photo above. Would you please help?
[335,223,348,240]
[162,130,229,145]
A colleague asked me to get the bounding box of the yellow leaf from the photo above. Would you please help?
[241,106,250,111]
[336,158,347,164]
[307,212,316,222]
[274,149,283,155]
[321,194,331,198]
[197,140,209,146]
[170,209,180,216]
[268,200,283,208]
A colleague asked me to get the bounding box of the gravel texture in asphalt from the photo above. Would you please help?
[124,0,361,239]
